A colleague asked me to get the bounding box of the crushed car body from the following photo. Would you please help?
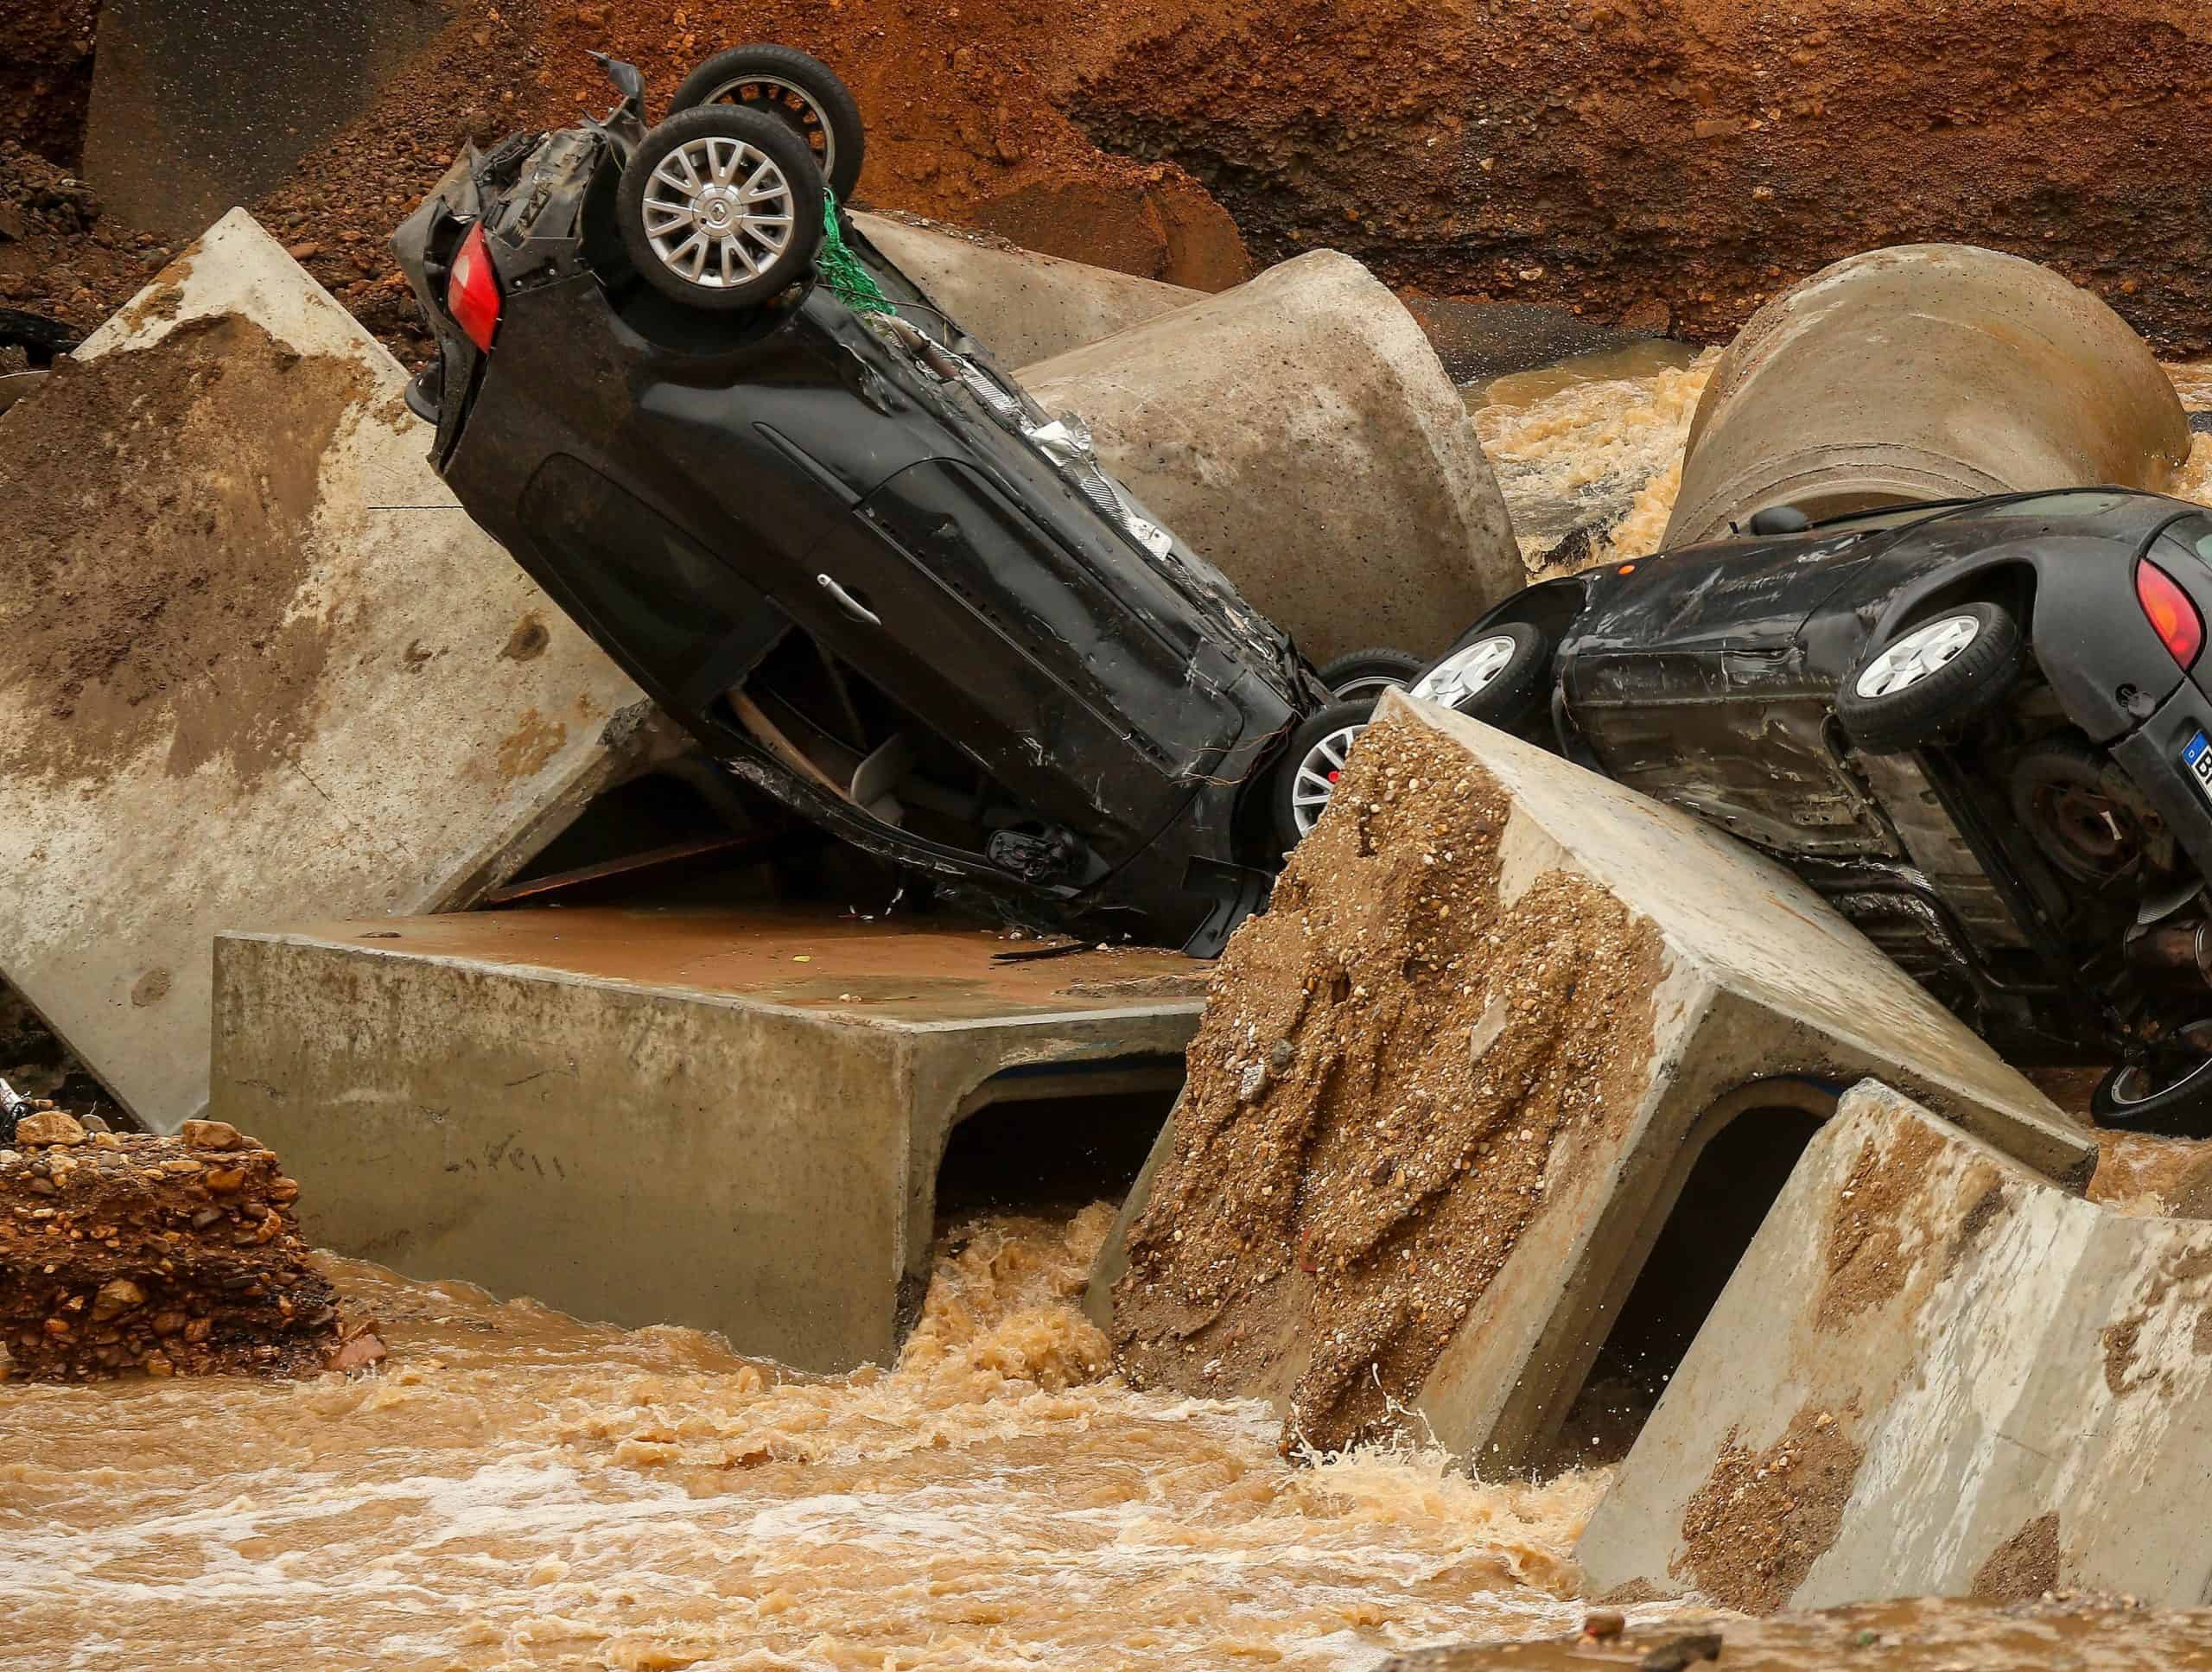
[1367,487,2212,1133]
[392,54,1369,954]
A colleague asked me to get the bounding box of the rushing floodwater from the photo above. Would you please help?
[0,1209,1638,1671]
[13,356,2212,1672]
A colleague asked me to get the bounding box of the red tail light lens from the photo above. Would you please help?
[2137,559,2203,669]
[446,223,501,353]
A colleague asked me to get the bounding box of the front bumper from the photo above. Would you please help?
[2109,672,2212,885]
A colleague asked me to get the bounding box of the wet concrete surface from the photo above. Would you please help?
[284,905,1215,1026]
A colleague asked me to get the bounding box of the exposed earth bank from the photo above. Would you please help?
[14,1,2212,357]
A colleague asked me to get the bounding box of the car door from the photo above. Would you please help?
[795,457,1247,861]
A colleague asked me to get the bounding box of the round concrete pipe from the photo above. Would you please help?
[1016,251,1522,664]
[1664,244,2191,550]
[851,212,1202,367]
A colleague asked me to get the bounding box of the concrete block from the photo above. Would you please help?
[1018,252,1523,664]
[210,907,1206,1372]
[1666,244,2190,547]
[1088,695,2091,1468]
[1578,1081,2212,1612]
[853,212,1203,367]
[0,212,648,1134]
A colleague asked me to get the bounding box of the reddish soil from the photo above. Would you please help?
[0,1115,379,1381]
[2,0,98,168]
[22,1,2212,359]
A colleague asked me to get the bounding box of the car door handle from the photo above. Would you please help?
[817,573,881,627]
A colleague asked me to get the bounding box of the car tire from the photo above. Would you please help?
[2093,1043,2212,1138]
[668,44,867,203]
[1273,698,1376,851]
[1838,600,2023,753]
[1317,648,1425,702]
[618,106,824,311]
[1412,621,1552,728]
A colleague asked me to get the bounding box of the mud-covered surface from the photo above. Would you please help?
[0,1116,372,1381]
[1972,1511,2063,1606]
[1815,1119,1947,1332]
[1393,1595,2212,1670]
[1673,1404,1864,1614]
[0,308,372,788]
[1111,710,1664,1453]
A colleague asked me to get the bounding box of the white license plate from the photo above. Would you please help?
[2186,731,2212,803]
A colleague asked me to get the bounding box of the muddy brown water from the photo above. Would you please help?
[15,364,2212,1671]
[0,1209,1623,1669]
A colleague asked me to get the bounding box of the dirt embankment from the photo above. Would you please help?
[1110,711,1662,1453]
[22,1,2212,358]
[1068,0,2212,356]
[2,0,97,168]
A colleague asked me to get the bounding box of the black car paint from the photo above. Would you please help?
[396,119,1319,950]
[1449,488,2212,1065]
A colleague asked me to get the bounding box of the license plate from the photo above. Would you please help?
[2186,731,2212,802]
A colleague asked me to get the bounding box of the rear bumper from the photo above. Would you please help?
[2110,674,2212,883]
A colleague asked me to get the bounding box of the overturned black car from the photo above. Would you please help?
[1353,488,2212,1134]
[393,51,1389,953]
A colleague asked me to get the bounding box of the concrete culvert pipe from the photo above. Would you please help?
[1016,250,1522,665]
[850,212,1203,367]
[1663,244,2191,550]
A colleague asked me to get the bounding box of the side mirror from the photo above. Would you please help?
[591,52,647,109]
[1746,504,1813,536]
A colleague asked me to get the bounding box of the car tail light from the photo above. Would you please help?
[2137,559,2204,668]
[446,223,501,353]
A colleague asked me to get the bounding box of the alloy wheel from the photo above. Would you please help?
[1853,613,1982,699]
[641,136,797,288]
[1290,723,1365,837]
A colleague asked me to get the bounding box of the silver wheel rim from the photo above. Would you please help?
[2111,1034,2212,1107]
[1290,724,1364,837]
[1409,634,1518,709]
[642,136,796,289]
[701,73,837,187]
[1854,613,1980,700]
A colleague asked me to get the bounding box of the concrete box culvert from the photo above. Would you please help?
[1664,244,2191,549]
[1578,1079,2212,1612]
[1085,695,2091,1471]
[1018,251,1523,665]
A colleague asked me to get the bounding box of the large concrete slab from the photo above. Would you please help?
[0,212,649,1134]
[1019,252,1523,664]
[1579,1081,2212,1612]
[210,907,1207,1372]
[1088,696,2092,1468]
[854,212,1202,367]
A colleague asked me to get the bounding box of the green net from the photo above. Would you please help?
[815,189,897,315]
